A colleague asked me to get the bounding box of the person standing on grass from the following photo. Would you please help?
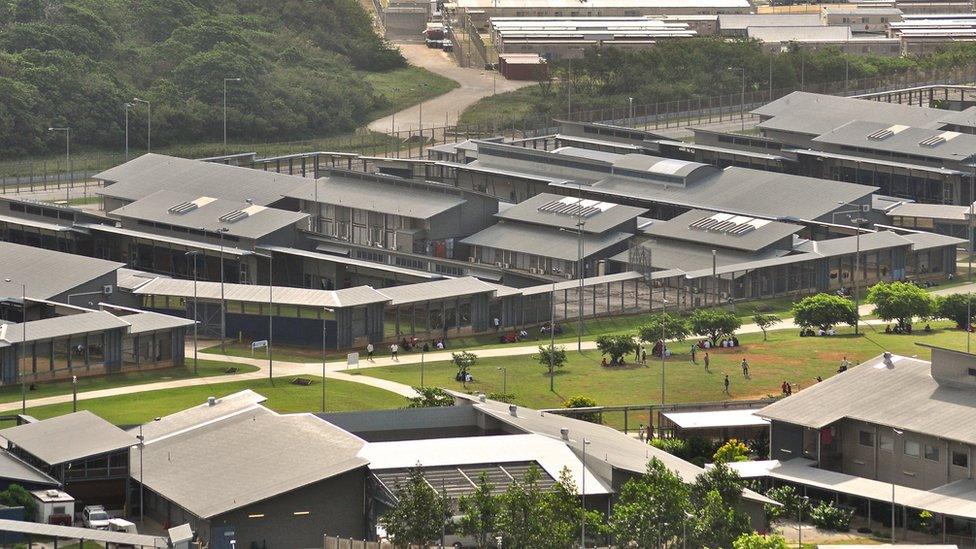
[838,356,850,373]
[690,344,697,363]
[641,347,647,366]
[723,374,730,395]
[703,352,710,371]
[366,342,374,361]
[741,358,750,379]
[390,342,399,360]
[635,345,641,363]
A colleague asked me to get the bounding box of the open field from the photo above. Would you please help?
[23,375,408,425]
[350,321,970,412]
[0,360,256,407]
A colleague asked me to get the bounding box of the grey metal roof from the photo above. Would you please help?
[494,193,647,233]
[900,231,968,250]
[643,209,802,252]
[259,244,443,280]
[461,222,632,261]
[94,153,306,206]
[613,239,785,273]
[0,242,124,301]
[0,411,135,465]
[107,190,308,240]
[0,518,167,547]
[758,353,976,445]
[653,139,788,161]
[811,120,976,163]
[753,92,956,137]
[0,213,73,232]
[681,251,821,278]
[888,202,970,221]
[791,149,967,176]
[132,390,268,442]
[0,449,58,486]
[283,174,467,219]
[937,106,976,129]
[574,166,876,221]
[0,311,132,346]
[377,277,501,305]
[718,13,822,29]
[133,278,390,309]
[137,405,367,519]
[116,311,195,334]
[519,271,644,296]
[552,146,628,163]
[80,223,249,256]
[747,25,852,42]
[795,230,913,256]
[116,268,167,292]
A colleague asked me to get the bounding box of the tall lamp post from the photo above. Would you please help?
[132,98,151,152]
[223,77,242,152]
[797,495,810,549]
[496,366,507,394]
[6,278,27,414]
[968,163,974,352]
[184,251,201,375]
[124,103,133,161]
[891,427,904,543]
[727,67,746,132]
[581,438,591,548]
[252,251,274,383]
[835,201,868,335]
[47,127,70,202]
[214,227,230,353]
[661,298,668,409]
[549,279,556,392]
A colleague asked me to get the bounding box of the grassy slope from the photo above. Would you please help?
[24,376,407,424]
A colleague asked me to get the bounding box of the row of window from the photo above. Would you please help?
[9,202,76,221]
[134,220,241,242]
[859,430,969,467]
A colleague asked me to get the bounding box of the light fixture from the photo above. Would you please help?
[247,514,264,519]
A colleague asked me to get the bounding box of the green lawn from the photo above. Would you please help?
[363,66,458,116]
[24,375,408,424]
[3,359,256,406]
[350,321,971,413]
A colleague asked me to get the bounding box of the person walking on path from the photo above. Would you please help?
[723,374,730,395]
[741,358,750,379]
[703,352,710,371]
[390,342,399,360]
[366,343,374,361]
[690,345,697,364]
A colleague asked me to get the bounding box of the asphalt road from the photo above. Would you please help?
[368,43,533,134]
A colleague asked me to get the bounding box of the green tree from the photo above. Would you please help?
[595,334,638,365]
[638,313,691,343]
[752,311,781,341]
[496,465,551,549]
[537,344,567,375]
[383,466,449,548]
[563,395,600,423]
[452,351,478,382]
[457,472,499,548]
[733,532,790,549]
[792,293,857,331]
[936,293,976,328]
[690,309,742,345]
[689,464,751,548]
[764,485,811,522]
[548,467,605,549]
[609,458,691,549]
[867,281,934,330]
[713,438,750,463]
[407,386,455,408]
[0,484,35,518]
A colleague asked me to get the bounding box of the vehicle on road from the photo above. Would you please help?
[82,505,111,530]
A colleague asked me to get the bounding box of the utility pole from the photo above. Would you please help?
[132,97,151,152]
[223,77,242,153]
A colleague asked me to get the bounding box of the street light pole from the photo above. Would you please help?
[581,438,590,549]
[132,98,151,152]
[47,127,70,202]
[6,279,27,414]
[891,428,903,543]
[72,375,77,412]
[216,227,229,353]
[661,298,667,408]
[549,280,556,392]
[185,251,200,375]
[223,77,242,152]
[496,367,507,394]
[322,322,327,413]
[124,103,133,161]
[138,424,144,524]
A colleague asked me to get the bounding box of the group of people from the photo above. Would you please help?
[799,327,837,337]
[364,337,447,361]
[693,337,739,350]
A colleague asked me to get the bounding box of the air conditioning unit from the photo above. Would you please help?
[103,285,114,295]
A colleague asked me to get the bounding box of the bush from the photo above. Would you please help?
[486,392,517,403]
[810,501,853,531]
[764,485,810,523]
[733,533,790,549]
[936,293,976,328]
[407,387,454,408]
[713,439,750,463]
[563,395,600,423]
[0,484,35,518]
[649,436,718,467]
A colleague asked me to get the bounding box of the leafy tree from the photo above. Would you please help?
[752,311,781,341]
[792,293,857,331]
[564,395,600,423]
[691,462,745,508]
[609,458,691,549]
[691,489,752,549]
[595,334,638,365]
[383,466,449,548]
[452,351,478,381]
[764,485,811,522]
[867,281,934,329]
[548,467,606,549]
[495,465,552,549]
[407,386,454,408]
[457,472,499,548]
[650,436,719,467]
[810,501,854,531]
[537,344,567,375]
[638,313,691,343]
[936,293,976,328]
[713,438,750,463]
[690,309,742,345]
[0,484,35,518]
[733,533,791,549]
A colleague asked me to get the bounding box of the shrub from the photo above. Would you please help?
[713,439,750,463]
[563,395,600,423]
[764,485,810,523]
[810,501,853,531]
[733,533,790,549]
[649,436,717,467]
[407,387,454,408]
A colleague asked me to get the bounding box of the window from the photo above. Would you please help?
[968,367,976,377]
[924,444,941,462]
[952,450,969,468]
[879,435,894,452]
[858,430,874,447]
[905,440,921,458]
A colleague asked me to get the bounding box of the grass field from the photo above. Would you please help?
[23,375,408,424]
[350,321,970,412]
[363,66,458,117]
[0,359,256,406]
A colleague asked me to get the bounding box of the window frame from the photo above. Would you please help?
[904,440,921,458]
[858,430,875,448]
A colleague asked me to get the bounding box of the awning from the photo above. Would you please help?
[791,149,967,176]
[80,224,248,256]
[663,408,769,430]
[257,245,443,280]
[0,518,168,547]
[0,214,73,232]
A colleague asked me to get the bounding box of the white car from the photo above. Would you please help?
[82,505,111,530]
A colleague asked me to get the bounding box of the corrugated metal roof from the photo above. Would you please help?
[900,231,968,250]
[791,149,966,176]
[283,174,467,219]
[137,405,367,519]
[519,271,644,296]
[0,242,124,301]
[107,190,308,240]
[0,411,136,465]
[663,408,769,429]
[117,311,195,334]
[461,222,632,261]
[80,224,249,256]
[377,277,500,305]
[259,245,443,280]
[0,519,166,547]
[133,278,390,309]
[0,449,58,486]
[457,0,749,7]
[796,230,912,256]
[94,153,306,206]
[494,193,647,233]
[812,120,976,163]
[747,25,852,42]
[643,209,802,252]
[0,214,73,232]
[116,268,166,292]
[718,13,822,29]
[0,311,132,345]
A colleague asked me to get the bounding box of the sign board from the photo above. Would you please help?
[251,340,269,356]
[347,352,359,369]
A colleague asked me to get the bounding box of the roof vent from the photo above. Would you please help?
[537,197,603,218]
[219,209,250,223]
[919,135,946,147]
[46,490,59,497]
[168,201,199,215]
[509,404,518,417]
[207,396,216,406]
[560,427,570,441]
[867,128,895,140]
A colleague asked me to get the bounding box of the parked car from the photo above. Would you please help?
[82,505,111,530]
[442,39,454,52]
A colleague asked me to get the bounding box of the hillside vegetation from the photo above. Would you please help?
[0,0,424,156]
